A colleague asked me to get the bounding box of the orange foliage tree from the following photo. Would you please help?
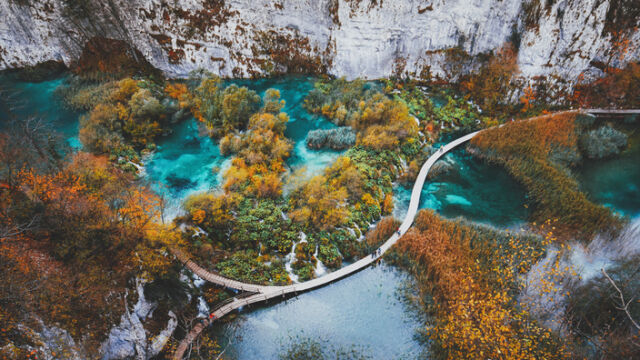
[461,42,519,115]
[0,151,182,347]
[289,175,350,231]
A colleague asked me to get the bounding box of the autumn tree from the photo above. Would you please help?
[289,175,350,231]
[191,75,261,135]
[183,192,238,244]
[77,78,168,154]
[263,88,286,114]
[0,144,183,349]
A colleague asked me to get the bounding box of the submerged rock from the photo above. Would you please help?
[580,125,628,159]
[165,173,196,191]
[427,157,457,180]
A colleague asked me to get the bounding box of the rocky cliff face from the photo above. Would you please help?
[0,0,638,83]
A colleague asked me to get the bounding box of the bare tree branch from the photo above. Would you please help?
[601,268,640,331]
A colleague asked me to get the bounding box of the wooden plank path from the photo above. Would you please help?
[172,109,640,295]
[173,107,640,358]
[173,248,278,293]
[173,130,481,359]
[584,109,640,115]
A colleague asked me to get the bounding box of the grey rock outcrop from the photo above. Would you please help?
[100,280,178,360]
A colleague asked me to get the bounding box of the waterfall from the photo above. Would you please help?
[197,296,210,318]
[284,232,308,283]
[314,245,327,277]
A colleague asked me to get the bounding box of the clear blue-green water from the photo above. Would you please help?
[231,76,341,174]
[393,146,530,228]
[0,74,82,149]
[575,126,640,218]
[147,76,341,211]
[145,118,229,210]
[211,264,426,360]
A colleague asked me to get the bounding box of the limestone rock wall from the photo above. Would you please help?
[0,0,638,83]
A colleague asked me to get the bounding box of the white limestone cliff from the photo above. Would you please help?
[0,0,638,84]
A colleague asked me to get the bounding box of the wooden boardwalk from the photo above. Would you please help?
[584,109,640,115]
[173,248,278,293]
[173,130,480,359]
[173,107,640,358]
[172,109,640,295]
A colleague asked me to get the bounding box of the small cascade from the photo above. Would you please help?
[313,245,327,277]
[216,157,233,185]
[197,296,210,318]
[127,159,146,177]
[284,241,298,283]
[411,115,420,126]
[285,232,308,283]
[192,226,208,237]
[399,157,407,171]
[354,224,366,242]
[347,227,361,242]
[192,274,205,288]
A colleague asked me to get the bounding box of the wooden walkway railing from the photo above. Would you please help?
[172,248,278,293]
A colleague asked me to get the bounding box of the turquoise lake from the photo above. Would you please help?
[211,264,427,360]
[2,74,639,359]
